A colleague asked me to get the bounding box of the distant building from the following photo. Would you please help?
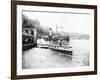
[49,28,52,41]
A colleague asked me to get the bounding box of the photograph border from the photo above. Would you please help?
[11,1,97,80]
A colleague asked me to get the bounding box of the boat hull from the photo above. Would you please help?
[50,47,72,55]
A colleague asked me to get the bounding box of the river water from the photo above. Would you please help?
[22,40,90,69]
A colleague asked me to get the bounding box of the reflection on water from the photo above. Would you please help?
[22,40,90,69]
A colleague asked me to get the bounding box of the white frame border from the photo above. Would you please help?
[17,5,94,75]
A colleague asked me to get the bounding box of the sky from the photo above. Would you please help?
[23,10,90,34]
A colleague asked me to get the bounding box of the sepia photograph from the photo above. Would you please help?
[11,1,97,79]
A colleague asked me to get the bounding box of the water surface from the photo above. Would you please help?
[22,40,90,69]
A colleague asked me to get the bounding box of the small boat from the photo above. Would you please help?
[37,44,48,49]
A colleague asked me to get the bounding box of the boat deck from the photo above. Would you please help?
[37,43,73,55]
